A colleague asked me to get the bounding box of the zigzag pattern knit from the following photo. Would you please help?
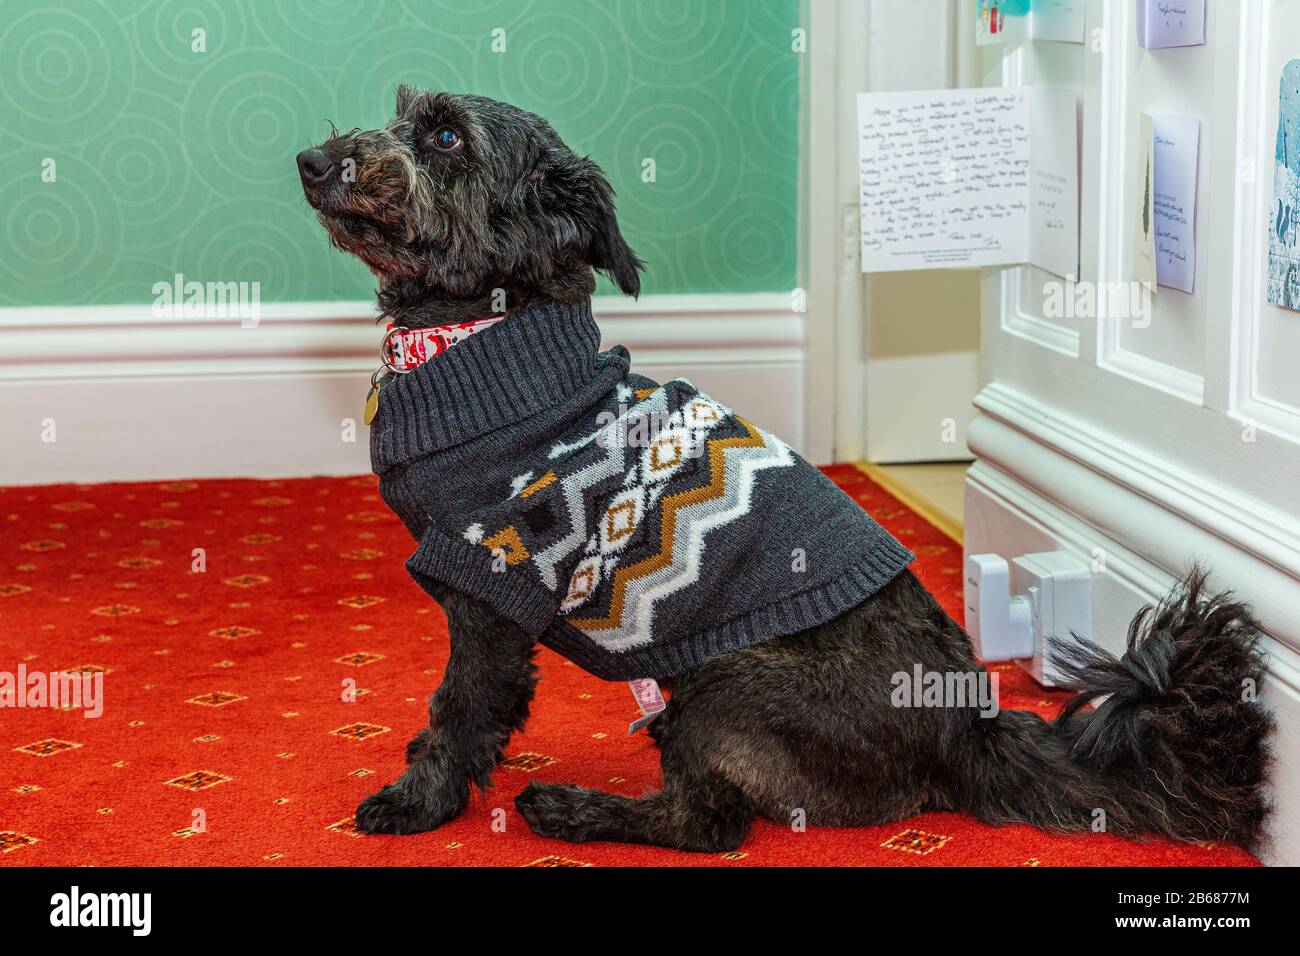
[370,298,913,681]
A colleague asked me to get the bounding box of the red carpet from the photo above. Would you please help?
[0,465,1257,867]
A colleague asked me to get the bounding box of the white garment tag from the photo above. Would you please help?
[627,677,666,735]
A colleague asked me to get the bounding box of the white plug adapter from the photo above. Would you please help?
[964,550,1092,687]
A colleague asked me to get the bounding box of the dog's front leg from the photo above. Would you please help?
[356,586,538,835]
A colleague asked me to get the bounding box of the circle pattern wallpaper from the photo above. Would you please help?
[0,0,801,305]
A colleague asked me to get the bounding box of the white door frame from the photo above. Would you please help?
[802,0,970,464]
[802,0,867,465]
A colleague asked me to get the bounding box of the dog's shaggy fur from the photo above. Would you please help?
[298,87,1273,852]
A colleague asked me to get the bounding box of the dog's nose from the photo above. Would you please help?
[297,148,334,183]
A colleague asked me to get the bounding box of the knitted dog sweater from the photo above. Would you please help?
[370,298,914,681]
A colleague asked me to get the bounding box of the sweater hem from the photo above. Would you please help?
[405,526,560,638]
[539,537,916,681]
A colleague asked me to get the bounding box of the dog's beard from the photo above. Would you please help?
[316,212,417,283]
[315,217,392,277]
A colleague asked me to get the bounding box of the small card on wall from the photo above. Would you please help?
[1267,59,1300,310]
[976,0,1029,46]
[857,87,1079,278]
[1137,0,1206,49]
[1135,111,1200,293]
[1134,113,1157,288]
[1031,1,1086,43]
[976,0,1083,46]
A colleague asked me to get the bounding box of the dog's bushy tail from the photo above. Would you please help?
[961,568,1273,849]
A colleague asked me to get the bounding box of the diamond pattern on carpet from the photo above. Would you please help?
[0,466,1257,866]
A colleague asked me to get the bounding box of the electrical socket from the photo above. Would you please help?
[964,550,1093,687]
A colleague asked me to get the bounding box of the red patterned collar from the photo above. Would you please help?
[379,316,506,373]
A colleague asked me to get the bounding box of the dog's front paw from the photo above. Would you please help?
[355,780,464,836]
[515,780,596,843]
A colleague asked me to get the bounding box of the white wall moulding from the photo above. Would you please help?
[965,451,1300,866]
[1098,346,1206,405]
[0,293,801,380]
[1220,0,1300,444]
[981,270,1300,527]
[974,0,1300,866]
[1000,271,1082,359]
[970,382,1300,654]
[0,301,380,382]
[0,293,806,485]
[995,50,1083,364]
[1095,0,1212,386]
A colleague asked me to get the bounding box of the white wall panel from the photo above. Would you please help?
[1230,1,1300,432]
[0,294,807,485]
[969,0,1300,863]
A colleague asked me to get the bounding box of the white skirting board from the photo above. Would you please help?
[0,294,806,485]
[966,393,1300,866]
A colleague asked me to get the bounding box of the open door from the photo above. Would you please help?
[806,0,979,465]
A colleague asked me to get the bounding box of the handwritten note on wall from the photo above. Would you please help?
[1137,0,1206,49]
[857,87,1079,277]
[1134,112,1200,293]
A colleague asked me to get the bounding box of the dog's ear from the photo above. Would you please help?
[546,157,644,298]
[394,84,421,117]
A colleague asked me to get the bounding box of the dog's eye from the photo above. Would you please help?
[431,127,461,151]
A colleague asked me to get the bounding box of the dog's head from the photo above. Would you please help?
[297,87,642,312]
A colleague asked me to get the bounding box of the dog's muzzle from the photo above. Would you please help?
[296,148,334,185]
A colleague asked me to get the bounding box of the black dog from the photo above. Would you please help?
[298,87,1273,852]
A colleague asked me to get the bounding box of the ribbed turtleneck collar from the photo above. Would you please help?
[368,297,629,471]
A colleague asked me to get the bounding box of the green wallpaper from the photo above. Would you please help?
[0,0,801,306]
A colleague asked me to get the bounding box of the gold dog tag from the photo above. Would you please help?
[363,382,381,425]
